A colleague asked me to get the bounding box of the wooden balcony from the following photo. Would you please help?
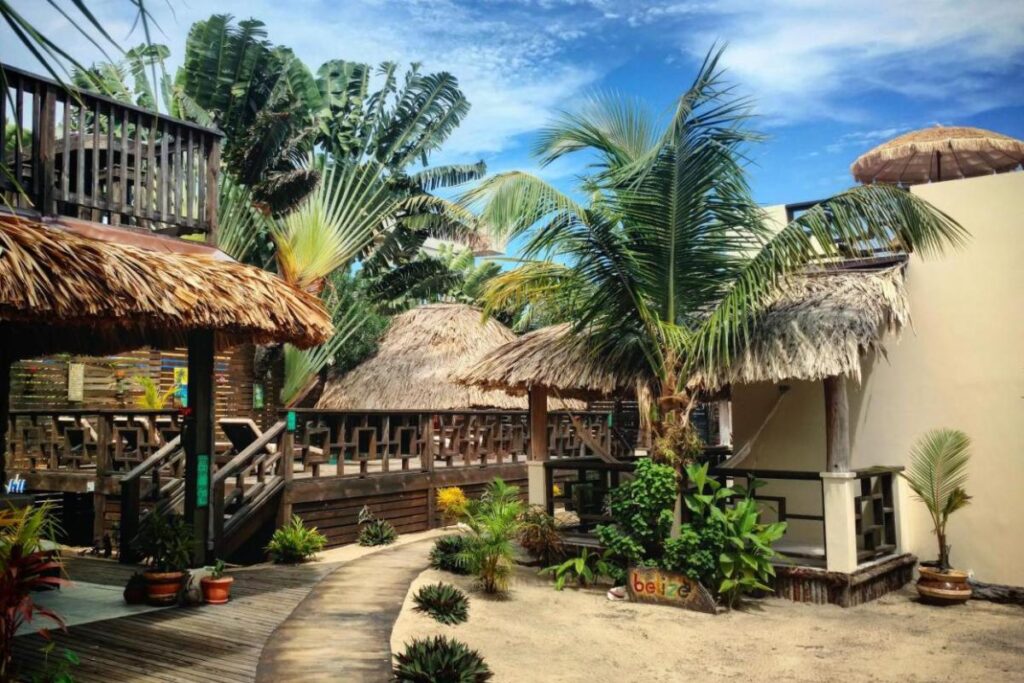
[1,63,221,238]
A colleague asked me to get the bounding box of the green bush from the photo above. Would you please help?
[457,479,523,594]
[132,511,192,572]
[265,515,326,563]
[357,505,398,547]
[412,582,469,625]
[517,506,564,565]
[542,549,617,590]
[430,535,471,575]
[393,636,492,682]
[595,458,678,569]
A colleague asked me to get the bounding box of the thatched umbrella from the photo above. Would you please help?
[317,303,581,411]
[851,125,1024,185]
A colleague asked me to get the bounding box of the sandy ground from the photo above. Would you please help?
[392,562,1024,683]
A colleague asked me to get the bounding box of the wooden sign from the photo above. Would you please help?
[627,566,717,614]
[67,363,85,402]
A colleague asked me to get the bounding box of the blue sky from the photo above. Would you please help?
[4,0,1024,211]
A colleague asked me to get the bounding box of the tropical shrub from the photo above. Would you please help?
[412,582,470,625]
[266,515,326,563]
[31,643,79,683]
[0,505,66,680]
[517,506,564,565]
[436,487,469,523]
[131,511,192,572]
[457,479,523,594]
[430,535,471,575]
[542,549,616,590]
[595,459,678,568]
[357,506,398,547]
[393,636,492,682]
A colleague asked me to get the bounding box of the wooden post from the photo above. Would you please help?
[38,87,57,215]
[184,330,215,565]
[0,348,10,487]
[529,386,548,462]
[277,427,294,527]
[205,138,219,245]
[824,375,850,472]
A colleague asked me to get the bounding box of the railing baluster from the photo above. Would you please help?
[133,111,143,223]
[186,127,194,227]
[159,120,168,221]
[60,94,70,203]
[14,79,24,200]
[91,100,100,214]
[76,104,85,208]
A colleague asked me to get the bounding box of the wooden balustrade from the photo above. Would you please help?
[1,63,221,237]
[118,434,185,562]
[8,408,183,474]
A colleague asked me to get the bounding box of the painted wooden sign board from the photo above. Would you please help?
[67,363,85,402]
[627,566,717,614]
[196,455,210,507]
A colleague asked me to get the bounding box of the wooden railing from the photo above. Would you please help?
[287,409,626,479]
[8,408,183,474]
[1,63,221,237]
[118,435,185,562]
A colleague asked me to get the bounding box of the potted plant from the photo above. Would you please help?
[123,572,147,605]
[200,560,234,604]
[131,511,192,605]
[902,429,973,604]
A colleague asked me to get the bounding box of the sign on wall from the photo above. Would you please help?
[627,566,717,614]
[67,363,85,402]
[196,454,210,507]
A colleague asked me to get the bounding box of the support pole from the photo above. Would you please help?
[824,375,850,472]
[0,347,10,487]
[527,385,549,509]
[184,330,215,566]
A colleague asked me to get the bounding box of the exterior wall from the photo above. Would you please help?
[733,172,1024,586]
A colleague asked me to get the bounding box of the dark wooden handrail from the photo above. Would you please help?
[122,434,181,483]
[119,434,183,563]
[212,420,285,486]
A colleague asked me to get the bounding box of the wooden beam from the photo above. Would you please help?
[529,386,548,462]
[0,346,10,487]
[824,375,850,472]
[184,330,215,565]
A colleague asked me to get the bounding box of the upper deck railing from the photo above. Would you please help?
[1,63,222,238]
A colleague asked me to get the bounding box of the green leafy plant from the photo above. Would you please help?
[30,643,79,683]
[901,429,972,570]
[393,636,493,682]
[670,463,787,607]
[542,549,616,590]
[133,376,176,409]
[208,559,227,580]
[412,582,470,625]
[266,515,326,563]
[356,506,398,547]
[517,506,564,565]
[595,458,678,568]
[430,535,471,575]
[457,479,523,594]
[131,511,192,572]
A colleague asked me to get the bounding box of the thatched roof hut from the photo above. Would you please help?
[454,322,635,400]
[696,266,909,389]
[317,303,582,411]
[0,214,332,360]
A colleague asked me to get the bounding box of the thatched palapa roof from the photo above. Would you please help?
[696,267,909,389]
[317,303,583,411]
[0,214,332,359]
[454,323,634,400]
[851,125,1024,185]
[458,266,909,396]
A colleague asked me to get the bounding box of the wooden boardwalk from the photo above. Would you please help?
[13,556,337,682]
[257,539,432,682]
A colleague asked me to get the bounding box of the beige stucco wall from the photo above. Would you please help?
[732,172,1024,585]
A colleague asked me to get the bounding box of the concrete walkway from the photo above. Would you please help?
[256,539,433,682]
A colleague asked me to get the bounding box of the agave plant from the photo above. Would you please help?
[901,429,972,570]
[412,582,470,625]
[393,636,492,683]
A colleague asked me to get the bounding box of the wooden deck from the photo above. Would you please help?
[13,556,338,682]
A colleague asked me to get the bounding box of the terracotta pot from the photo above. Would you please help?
[123,576,147,605]
[200,576,234,605]
[144,570,185,605]
[917,566,971,604]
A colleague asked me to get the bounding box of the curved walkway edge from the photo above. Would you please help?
[256,539,433,682]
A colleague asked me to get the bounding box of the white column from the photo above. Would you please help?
[821,471,859,573]
[528,386,549,510]
[717,400,733,447]
[528,461,548,509]
[892,472,911,555]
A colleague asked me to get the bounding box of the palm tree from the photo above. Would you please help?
[463,47,967,454]
[902,429,971,570]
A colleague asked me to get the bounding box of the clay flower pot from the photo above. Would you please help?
[144,570,186,605]
[917,566,971,604]
[123,574,147,605]
[201,575,234,604]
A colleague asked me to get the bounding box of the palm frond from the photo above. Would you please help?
[903,429,972,518]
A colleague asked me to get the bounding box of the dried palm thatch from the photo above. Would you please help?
[454,322,636,400]
[851,125,1024,185]
[696,267,909,389]
[317,303,583,410]
[0,214,332,360]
